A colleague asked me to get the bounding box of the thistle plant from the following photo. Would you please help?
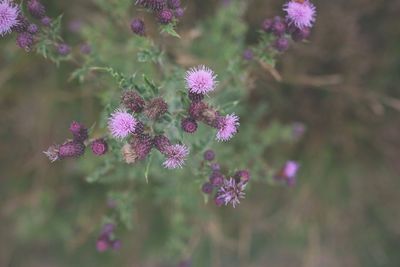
[1,0,316,261]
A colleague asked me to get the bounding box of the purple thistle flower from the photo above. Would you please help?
[27,0,45,19]
[271,18,286,36]
[181,117,198,133]
[91,139,108,156]
[202,182,213,194]
[273,37,289,52]
[80,43,92,54]
[153,135,171,154]
[144,97,168,120]
[121,90,145,113]
[57,43,71,56]
[203,149,215,161]
[108,109,137,139]
[163,144,189,169]
[16,32,34,50]
[130,18,145,36]
[27,23,38,34]
[0,0,19,36]
[158,8,174,24]
[185,65,217,94]
[284,0,316,30]
[40,16,51,26]
[100,223,115,236]
[217,178,246,208]
[216,113,239,141]
[167,0,180,9]
[174,7,184,18]
[243,48,253,61]
[43,144,60,162]
[69,121,88,142]
[275,160,300,186]
[58,141,85,159]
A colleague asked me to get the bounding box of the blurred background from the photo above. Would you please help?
[1,0,400,266]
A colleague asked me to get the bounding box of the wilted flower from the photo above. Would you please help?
[0,0,19,36]
[108,109,137,139]
[216,178,246,208]
[185,65,217,94]
[43,144,60,162]
[163,144,189,169]
[216,113,239,141]
[284,0,316,30]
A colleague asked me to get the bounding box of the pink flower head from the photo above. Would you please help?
[283,0,316,30]
[0,0,19,36]
[217,178,246,208]
[108,109,137,139]
[283,160,300,178]
[216,113,240,141]
[185,65,217,94]
[163,144,189,169]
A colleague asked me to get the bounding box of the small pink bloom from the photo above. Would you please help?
[108,109,137,139]
[284,0,316,30]
[0,0,19,36]
[216,113,240,141]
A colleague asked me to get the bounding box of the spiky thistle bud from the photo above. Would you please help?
[144,97,168,120]
[58,141,85,159]
[91,139,108,156]
[188,101,207,120]
[130,18,145,36]
[203,149,215,161]
[234,170,251,183]
[202,182,213,194]
[153,135,171,154]
[69,121,88,142]
[27,0,45,19]
[181,117,198,133]
[16,32,34,51]
[158,9,174,24]
[273,37,289,52]
[130,134,153,160]
[121,90,145,113]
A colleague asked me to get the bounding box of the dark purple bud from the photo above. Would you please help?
[273,37,289,52]
[234,170,251,183]
[203,150,215,161]
[101,223,115,236]
[214,195,224,207]
[242,49,253,61]
[59,141,85,158]
[189,102,207,120]
[130,18,145,36]
[181,118,198,133]
[40,16,51,26]
[144,97,168,120]
[130,134,153,160]
[261,18,273,32]
[174,7,184,18]
[69,121,88,142]
[133,120,144,135]
[271,20,286,36]
[210,163,220,171]
[27,0,46,19]
[96,239,109,252]
[11,15,29,33]
[112,240,122,250]
[291,27,311,42]
[188,92,204,102]
[158,9,174,24]
[153,135,171,154]
[91,139,108,156]
[167,0,181,9]
[121,90,145,113]
[209,171,224,187]
[57,43,71,56]
[202,182,213,194]
[27,24,39,34]
[80,43,92,54]
[16,32,34,51]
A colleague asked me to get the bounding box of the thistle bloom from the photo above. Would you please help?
[275,160,300,186]
[216,113,239,141]
[108,109,137,139]
[163,144,189,169]
[217,178,246,208]
[185,65,217,94]
[0,0,19,36]
[284,0,316,30]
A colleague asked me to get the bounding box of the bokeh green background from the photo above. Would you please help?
[1,0,400,266]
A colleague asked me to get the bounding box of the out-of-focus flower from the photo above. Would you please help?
[69,121,88,142]
[57,43,71,56]
[163,144,189,169]
[40,16,51,26]
[16,32,34,50]
[216,113,240,141]
[275,160,300,186]
[203,150,215,161]
[243,48,254,61]
[130,18,145,36]
[58,141,85,159]
[27,0,45,19]
[158,8,174,24]
[202,182,213,194]
[273,37,289,52]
